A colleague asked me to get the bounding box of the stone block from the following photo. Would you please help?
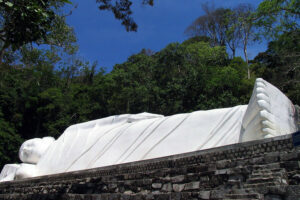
[172,184,185,192]
[208,164,217,171]
[139,190,150,195]
[124,190,133,195]
[228,174,244,183]
[170,192,181,200]
[282,161,300,169]
[210,190,225,199]
[199,176,209,182]
[215,169,228,175]
[108,183,117,190]
[264,152,279,163]
[142,179,152,185]
[268,185,287,195]
[280,152,298,161]
[124,180,134,186]
[153,193,170,200]
[180,192,194,199]
[161,183,172,192]
[286,185,300,197]
[250,156,265,164]
[198,191,210,199]
[152,183,162,189]
[170,175,185,183]
[186,173,198,181]
[264,194,283,200]
[145,194,155,200]
[184,181,200,191]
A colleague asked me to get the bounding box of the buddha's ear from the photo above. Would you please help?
[241,78,298,142]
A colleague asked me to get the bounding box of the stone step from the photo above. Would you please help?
[225,193,263,199]
[249,172,284,178]
[62,193,263,200]
[228,179,243,185]
[252,168,285,173]
[243,182,281,188]
[227,189,257,193]
[223,199,261,200]
[63,193,153,199]
[247,177,286,184]
[253,163,281,170]
[251,169,286,176]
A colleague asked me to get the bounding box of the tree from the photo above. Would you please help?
[185,5,244,58]
[254,0,300,38]
[0,0,72,63]
[0,0,155,60]
[185,3,258,78]
[225,9,242,58]
[185,5,230,47]
[253,29,300,105]
[0,109,22,169]
[96,0,154,31]
[235,4,256,79]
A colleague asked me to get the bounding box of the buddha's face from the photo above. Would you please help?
[19,137,54,164]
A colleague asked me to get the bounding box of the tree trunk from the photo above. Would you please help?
[0,47,5,64]
[34,117,41,138]
[126,99,130,113]
[244,44,250,79]
[0,42,9,64]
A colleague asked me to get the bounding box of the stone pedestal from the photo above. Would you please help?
[1,132,300,200]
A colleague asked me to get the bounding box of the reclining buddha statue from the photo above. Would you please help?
[0,78,298,182]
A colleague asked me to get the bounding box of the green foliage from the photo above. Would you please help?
[253,29,300,105]
[0,0,73,62]
[181,36,214,46]
[102,40,252,115]
[185,3,256,79]
[254,0,300,38]
[0,109,22,169]
[96,0,154,31]
[0,0,54,49]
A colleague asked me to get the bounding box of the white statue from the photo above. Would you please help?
[0,78,298,182]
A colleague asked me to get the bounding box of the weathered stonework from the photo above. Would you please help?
[295,105,300,129]
[0,132,300,200]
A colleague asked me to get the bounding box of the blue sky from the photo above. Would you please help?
[65,0,266,71]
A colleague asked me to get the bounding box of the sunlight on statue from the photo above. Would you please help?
[0,78,298,182]
[19,137,55,164]
[0,137,54,182]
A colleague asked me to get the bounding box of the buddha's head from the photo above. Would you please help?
[19,137,55,164]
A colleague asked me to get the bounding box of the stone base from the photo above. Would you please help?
[0,133,300,200]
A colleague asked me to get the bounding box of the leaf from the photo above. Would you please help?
[42,12,48,18]
[61,0,72,4]
[5,2,13,7]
